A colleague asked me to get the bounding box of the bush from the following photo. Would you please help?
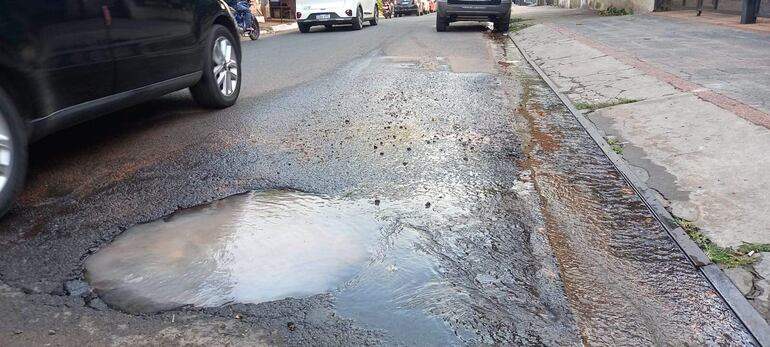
[601,6,633,16]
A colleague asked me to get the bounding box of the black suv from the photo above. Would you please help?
[0,0,242,217]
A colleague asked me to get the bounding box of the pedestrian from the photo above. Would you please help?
[696,0,703,16]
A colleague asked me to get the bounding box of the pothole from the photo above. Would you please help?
[85,190,382,313]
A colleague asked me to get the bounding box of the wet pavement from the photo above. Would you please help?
[0,14,757,346]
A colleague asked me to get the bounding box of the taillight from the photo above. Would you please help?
[296,12,302,18]
[345,9,353,16]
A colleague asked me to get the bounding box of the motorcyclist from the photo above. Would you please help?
[227,0,254,31]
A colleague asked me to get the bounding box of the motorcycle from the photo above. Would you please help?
[231,1,260,40]
[383,1,393,18]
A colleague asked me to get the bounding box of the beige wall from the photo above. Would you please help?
[557,0,655,13]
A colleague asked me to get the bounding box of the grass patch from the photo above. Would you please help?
[509,16,532,32]
[606,137,623,155]
[676,217,770,268]
[574,98,639,111]
[600,6,633,16]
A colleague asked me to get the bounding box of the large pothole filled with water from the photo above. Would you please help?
[86,189,480,344]
[85,190,384,314]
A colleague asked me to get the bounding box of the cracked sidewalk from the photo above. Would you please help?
[510,5,770,321]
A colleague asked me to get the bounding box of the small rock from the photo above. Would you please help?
[425,202,431,208]
[379,152,384,156]
[13,330,22,335]
[234,314,242,320]
[86,298,109,311]
[287,322,297,331]
[724,267,754,295]
[406,147,411,151]
[402,162,407,166]
[374,199,380,206]
[48,330,56,336]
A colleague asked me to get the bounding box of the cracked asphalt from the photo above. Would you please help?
[0,14,758,346]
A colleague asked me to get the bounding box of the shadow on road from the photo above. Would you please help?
[28,94,203,168]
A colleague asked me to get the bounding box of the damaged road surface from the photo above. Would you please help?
[0,15,757,346]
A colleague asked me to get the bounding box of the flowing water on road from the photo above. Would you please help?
[83,38,758,345]
[494,34,756,345]
[50,31,757,346]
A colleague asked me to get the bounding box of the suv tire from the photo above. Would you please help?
[0,87,27,219]
[370,6,379,25]
[352,7,364,30]
[190,24,241,108]
[299,23,311,32]
[436,14,448,31]
[493,20,509,32]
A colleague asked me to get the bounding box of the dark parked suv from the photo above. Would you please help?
[435,0,511,32]
[0,0,243,217]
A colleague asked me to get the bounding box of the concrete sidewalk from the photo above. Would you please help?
[509,6,770,320]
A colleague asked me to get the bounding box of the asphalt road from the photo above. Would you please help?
[0,14,757,346]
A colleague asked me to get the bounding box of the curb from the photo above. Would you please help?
[506,33,770,346]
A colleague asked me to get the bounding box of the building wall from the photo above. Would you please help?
[660,0,768,16]
[557,0,655,13]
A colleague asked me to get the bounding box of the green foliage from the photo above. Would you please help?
[509,16,532,32]
[676,217,770,268]
[574,98,639,111]
[606,137,623,155]
[377,0,384,14]
[600,6,633,16]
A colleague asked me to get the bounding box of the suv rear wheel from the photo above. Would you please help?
[436,14,448,31]
[493,20,509,32]
[370,5,379,25]
[0,87,27,219]
[190,24,241,108]
[352,7,364,30]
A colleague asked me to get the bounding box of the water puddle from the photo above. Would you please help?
[85,189,465,344]
[85,190,382,313]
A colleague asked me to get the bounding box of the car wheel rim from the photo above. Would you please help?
[212,36,238,97]
[0,112,12,194]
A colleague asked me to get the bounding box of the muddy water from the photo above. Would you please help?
[85,190,383,313]
[496,34,757,345]
[80,35,757,346]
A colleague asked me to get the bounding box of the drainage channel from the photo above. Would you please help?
[504,32,770,346]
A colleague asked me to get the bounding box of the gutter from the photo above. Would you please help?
[506,32,770,346]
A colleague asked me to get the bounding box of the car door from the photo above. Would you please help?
[0,0,114,118]
[102,0,201,93]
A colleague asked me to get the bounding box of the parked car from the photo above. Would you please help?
[394,0,425,16]
[296,0,379,32]
[435,0,511,32]
[0,0,243,218]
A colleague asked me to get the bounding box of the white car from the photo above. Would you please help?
[296,0,379,32]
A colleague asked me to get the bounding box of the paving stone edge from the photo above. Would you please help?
[506,33,770,346]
